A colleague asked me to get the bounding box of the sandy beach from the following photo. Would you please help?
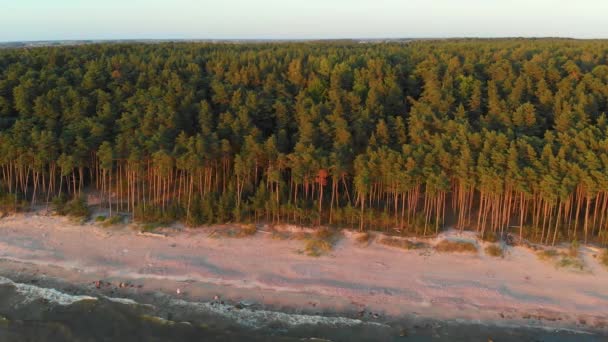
[0,212,607,338]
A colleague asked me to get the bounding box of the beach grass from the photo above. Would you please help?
[293,231,312,240]
[537,248,585,271]
[435,240,478,254]
[304,239,333,257]
[379,236,428,250]
[141,222,162,232]
[210,224,258,238]
[270,228,316,241]
[235,224,257,237]
[600,249,608,269]
[355,232,373,245]
[479,232,498,243]
[484,244,504,257]
[556,256,585,270]
[537,249,560,261]
[102,215,124,227]
[303,228,339,257]
[270,230,292,240]
[568,240,580,258]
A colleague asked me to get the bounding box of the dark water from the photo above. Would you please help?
[0,278,604,342]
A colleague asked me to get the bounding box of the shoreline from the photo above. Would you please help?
[2,271,599,342]
[0,265,602,342]
[0,212,607,337]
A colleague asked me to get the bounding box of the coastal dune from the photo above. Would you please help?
[0,212,607,333]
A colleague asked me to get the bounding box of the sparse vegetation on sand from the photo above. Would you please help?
[236,224,257,237]
[537,247,585,271]
[304,239,333,257]
[355,232,373,245]
[141,222,162,232]
[211,224,257,238]
[435,240,478,254]
[568,240,580,258]
[599,249,608,269]
[537,249,560,261]
[479,232,498,243]
[270,228,314,241]
[556,256,585,270]
[485,244,504,257]
[379,236,428,250]
[101,215,124,227]
[270,229,292,240]
[303,228,340,257]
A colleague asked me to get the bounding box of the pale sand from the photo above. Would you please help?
[0,212,607,332]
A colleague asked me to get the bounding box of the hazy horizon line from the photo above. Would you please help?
[2,36,607,45]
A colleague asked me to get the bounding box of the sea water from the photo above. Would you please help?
[0,276,603,341]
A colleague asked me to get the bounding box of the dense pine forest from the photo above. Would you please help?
[1,39,608,245]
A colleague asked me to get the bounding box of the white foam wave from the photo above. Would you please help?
[0,276,97,306]
[0,275,383,331]
[104,296,139,305]
[169,298,386,329]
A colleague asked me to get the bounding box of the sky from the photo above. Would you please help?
[1,0,607,42]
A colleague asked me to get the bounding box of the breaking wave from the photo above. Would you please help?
[0,276,97,306]
[0,275,381,331]
[169,298,387,329]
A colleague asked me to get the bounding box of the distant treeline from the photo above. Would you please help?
[1,40,608,244]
